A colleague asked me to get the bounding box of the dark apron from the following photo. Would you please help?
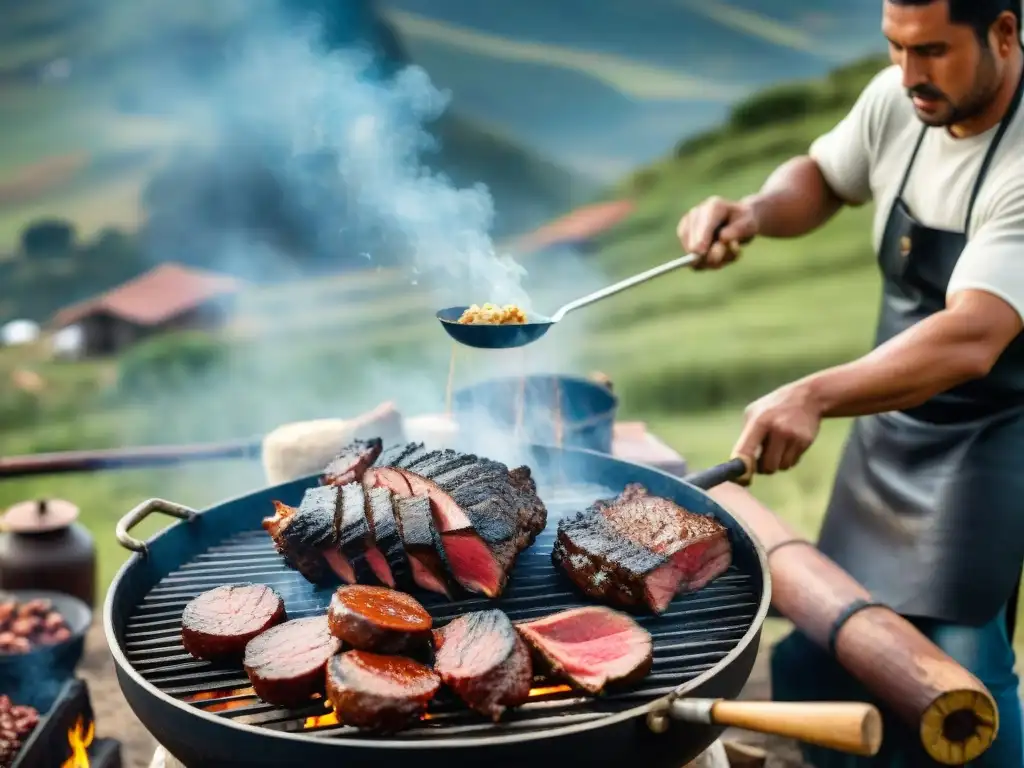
[816,66,1024,630]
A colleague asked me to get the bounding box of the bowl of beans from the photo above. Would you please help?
[0,591,92,709]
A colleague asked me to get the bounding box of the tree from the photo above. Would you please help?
[20,219,76,259]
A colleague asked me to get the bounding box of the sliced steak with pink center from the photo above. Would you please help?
[553,487,732,613]
[364,487,410,588]
[432,610,532,721]
[320,438,383,486]
[331,483,376,584]
[515,606,653,694]
[394,495,452,598]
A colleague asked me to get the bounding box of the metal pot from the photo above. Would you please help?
[452,374,617,453]
[0,499,97,609]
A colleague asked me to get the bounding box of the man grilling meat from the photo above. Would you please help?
[676,1,1024,765]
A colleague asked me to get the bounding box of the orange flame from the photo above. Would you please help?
[184,687,256,713]
[304,711,339,728]
[60,716,94,767]
[300,685,572,729]
[529,685,572,697]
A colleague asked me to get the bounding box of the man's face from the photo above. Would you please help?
[882,0,1003,127]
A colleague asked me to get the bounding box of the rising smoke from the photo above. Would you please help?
[120,0,608,462]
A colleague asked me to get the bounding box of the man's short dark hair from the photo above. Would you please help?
[889,0,1022,43]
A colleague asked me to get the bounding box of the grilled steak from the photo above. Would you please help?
[332,483,376,584]
[364,446,547,598]
[321,438,383,486]
[364,486,410,588]
[326,650,440,732]
[394,495,452,598]
[375,441,425,468]
[181,584,285,661]
[262,501,332,584]
[432,610,532,721]
[515,606,653,694]
[553,486,732,613]
[265,441,547,599]
[327,585,432,654]
[243,616,341,707]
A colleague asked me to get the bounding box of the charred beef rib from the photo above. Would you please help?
[327,585,432,654]
[326,650,440,732]
[432,609,532,721]
[320,438,383,486]
[364,447,547,597]
[181,584,286,661]
[553,484,731,613]
[266,439,548,600]
[515,606,652,694]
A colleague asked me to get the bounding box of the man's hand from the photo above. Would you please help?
[676,196,759,270]
[732,381,823,474]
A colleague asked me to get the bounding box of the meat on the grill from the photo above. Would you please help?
[364,486,410,588]
[180,584,286,661]
[334,482,376,584]
[262,501,332,584]
[515,606,653,694]
[243,616,341,707]
[364,446,547,598]
[394,495,452,598]
[553,485,732,613]
[327,585,432,654]
[321,438,383,486]
[265,441,547,599]
[432,609,532,721]
[325,650,440,732]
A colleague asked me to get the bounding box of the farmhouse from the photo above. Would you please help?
[509,199,635,257]
[49,263,243,357]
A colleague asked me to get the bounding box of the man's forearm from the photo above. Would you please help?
[800,302,1015,418]
[743,156,846,239]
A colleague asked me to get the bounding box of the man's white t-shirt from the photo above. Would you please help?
[809,64,1024,322]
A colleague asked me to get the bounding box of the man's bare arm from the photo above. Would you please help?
[742,156,849,240]
[802,290,1023,418]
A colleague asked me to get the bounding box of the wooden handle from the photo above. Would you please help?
[710,700,881,756]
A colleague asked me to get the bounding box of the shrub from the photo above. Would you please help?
[117,331,230,399]
[728,83,829,131]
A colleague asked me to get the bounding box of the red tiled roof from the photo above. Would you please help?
[51,263,244,328]
[512,199,636,254]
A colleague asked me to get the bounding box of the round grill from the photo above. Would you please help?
[121,485,759,740]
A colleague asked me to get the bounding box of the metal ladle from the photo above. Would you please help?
[437,252,699,350]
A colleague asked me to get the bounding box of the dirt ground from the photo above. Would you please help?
[79,621,806,768]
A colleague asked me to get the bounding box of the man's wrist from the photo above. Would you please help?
[740,193,768,237]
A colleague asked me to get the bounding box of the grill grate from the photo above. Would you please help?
[121,487,760,741]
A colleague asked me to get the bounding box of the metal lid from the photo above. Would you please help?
[1,498,79,534]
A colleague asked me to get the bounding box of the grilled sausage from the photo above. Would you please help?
[327,585,432,654]
[243,615,341,707]
[325,650,440,732]
[181,584,286,661]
